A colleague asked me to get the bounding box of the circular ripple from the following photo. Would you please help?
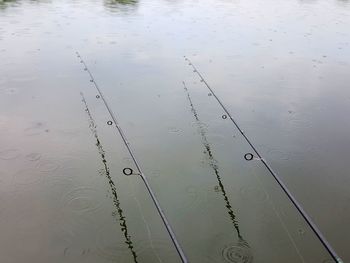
[222,244,253,263]
[36,159,60,172]
[240,186,269,203]
[62,187,103,213]
[0,149,21,160]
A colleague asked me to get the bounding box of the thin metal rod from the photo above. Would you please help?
[76,51,188,263]
[184,56,343,263]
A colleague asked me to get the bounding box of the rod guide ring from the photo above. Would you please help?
[123,168,133,176]
[244,153,254,161]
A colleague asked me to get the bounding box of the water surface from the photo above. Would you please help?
[0,0,350,262]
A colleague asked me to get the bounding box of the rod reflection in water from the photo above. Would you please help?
[80,92,138,263]
[182,81,251,255]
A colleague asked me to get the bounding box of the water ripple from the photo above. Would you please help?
[0,148,21,160]
[222,241,253,263]
[36,159,60,172]
[62,187,103,213]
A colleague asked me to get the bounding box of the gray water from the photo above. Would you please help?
[0,0,350,262]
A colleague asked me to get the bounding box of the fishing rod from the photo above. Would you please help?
[76,51,188,263]
[184,56,343,263]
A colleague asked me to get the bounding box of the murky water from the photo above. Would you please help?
[1,0,350,262]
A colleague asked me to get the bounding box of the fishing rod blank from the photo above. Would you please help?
[76,51,188,263]
[184,56,343,263]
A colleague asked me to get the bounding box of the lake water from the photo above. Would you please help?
[0,0,350,262]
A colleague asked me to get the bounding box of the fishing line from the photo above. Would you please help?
[76,51,188,263]
[184,56,342,263]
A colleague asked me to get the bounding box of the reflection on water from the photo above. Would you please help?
[0,0,18,10]
[0,0,45,10]
[183,81,242,239]
[105,0,137,4]
[183,81,253,262]
[80,93,138,262]
[103,0,138,13]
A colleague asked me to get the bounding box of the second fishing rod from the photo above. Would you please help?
[184,56,342,263]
